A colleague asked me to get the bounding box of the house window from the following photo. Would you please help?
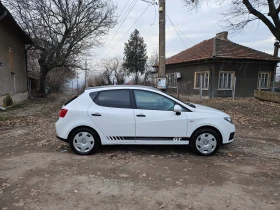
[218,72,235,90]
[258,72,270,89]
[167,73,177,88]
[194,72,209,90]
[9,48,14,73]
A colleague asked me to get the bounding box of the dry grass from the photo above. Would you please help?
[195,98,280,128]
[1,95,280,129]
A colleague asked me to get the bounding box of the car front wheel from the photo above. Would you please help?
[190,128,221,156]
[69,128,100,155]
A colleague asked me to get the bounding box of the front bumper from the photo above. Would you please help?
[222,132,235,145]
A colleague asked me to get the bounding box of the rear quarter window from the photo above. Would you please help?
[89,92,98,101]
[94,89,131,109]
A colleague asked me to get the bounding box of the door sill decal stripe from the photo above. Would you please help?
[107,136,190,141]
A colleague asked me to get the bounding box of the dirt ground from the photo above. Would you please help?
[0,95,280,210]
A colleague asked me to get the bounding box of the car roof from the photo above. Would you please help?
[85,85,159,92]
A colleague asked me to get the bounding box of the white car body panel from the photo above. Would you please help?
[134,109,188,145]
[87,103,136,144]
[55,85,235,148]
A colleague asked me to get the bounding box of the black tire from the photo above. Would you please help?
[190,128,221,156]
[69,127,101,155]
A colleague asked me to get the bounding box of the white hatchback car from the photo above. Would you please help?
[56,85,235,156]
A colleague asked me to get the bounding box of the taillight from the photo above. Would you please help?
[59,109,68,118]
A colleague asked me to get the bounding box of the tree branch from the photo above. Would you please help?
[243,0,280,40]
[267,0,280,29]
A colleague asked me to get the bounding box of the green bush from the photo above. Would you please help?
[3,94,13,108]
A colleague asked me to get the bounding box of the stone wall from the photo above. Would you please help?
[254,90,280,103]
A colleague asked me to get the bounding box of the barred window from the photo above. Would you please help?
[194,72,209,89]
[258,72,270,89]
[218,72,234,90]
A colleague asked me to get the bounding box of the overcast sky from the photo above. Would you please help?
[89,0,276,68]
[69,0,280,87]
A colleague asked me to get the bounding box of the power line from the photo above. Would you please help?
[97,0,138,58]
[100,4,150,60]
[166,13,188,49]
[94,0,135,57]
[167,12,206,54]
[107,0,137,43]
[106,0,133,42]
[166,12,200,58]
[150,2,157,26]
[118,0,131,19]
[169,15,210,56]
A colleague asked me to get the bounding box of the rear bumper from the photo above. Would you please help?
[56,135,68,143]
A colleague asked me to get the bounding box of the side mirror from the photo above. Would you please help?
[174,105,182,115]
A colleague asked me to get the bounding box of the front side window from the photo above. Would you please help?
[218,72,234,90]
[134,90,175,111]
[95,90,131,109]
[194,72,209,89]
[258,72,270,89]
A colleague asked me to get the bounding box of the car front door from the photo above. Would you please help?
[133,90,188,145]
[88,89,135,144]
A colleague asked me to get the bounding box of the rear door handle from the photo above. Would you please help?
[92,113,101,116]
[136,114,146,117]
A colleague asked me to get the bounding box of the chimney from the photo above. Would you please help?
[216,31,228,40]
[273,41,280,57]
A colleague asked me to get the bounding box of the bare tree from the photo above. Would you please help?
[88,74,106,87]
[27,49,75,94]
[88,57,126,87]
[182,0,280,41]
[143,51,158,85]
[46,68,76,93]
[5,0,116,96]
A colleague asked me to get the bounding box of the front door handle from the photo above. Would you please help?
[136,114,146,117]
[92,113,101,116]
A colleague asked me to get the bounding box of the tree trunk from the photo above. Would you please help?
[38,54,50,97]
[135,72,139,85]
[38,66,48,97]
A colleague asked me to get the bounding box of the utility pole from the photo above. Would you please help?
[272,41,279,92]
[158,0,166,90]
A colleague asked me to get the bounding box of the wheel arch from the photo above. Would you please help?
[191,126,223,143]
[68,126,102,144]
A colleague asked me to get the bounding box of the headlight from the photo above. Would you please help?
[224,117,233,124]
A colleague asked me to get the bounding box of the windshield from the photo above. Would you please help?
[166,93,196,108]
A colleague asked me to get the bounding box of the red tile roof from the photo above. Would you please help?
[166,37,280,65]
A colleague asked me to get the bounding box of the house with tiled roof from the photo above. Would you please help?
[161,32,280,98]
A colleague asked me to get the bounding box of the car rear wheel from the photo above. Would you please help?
[69,128,100,155]
[190,128,221,156]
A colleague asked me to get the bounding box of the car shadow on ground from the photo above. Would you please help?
[58,143,233,157]
[100,145,192,155]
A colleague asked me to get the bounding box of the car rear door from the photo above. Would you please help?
[133,90,188,145]
[87,89,135,144]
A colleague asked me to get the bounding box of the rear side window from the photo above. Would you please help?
[89,92,98,101]
[95,90,131,109]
